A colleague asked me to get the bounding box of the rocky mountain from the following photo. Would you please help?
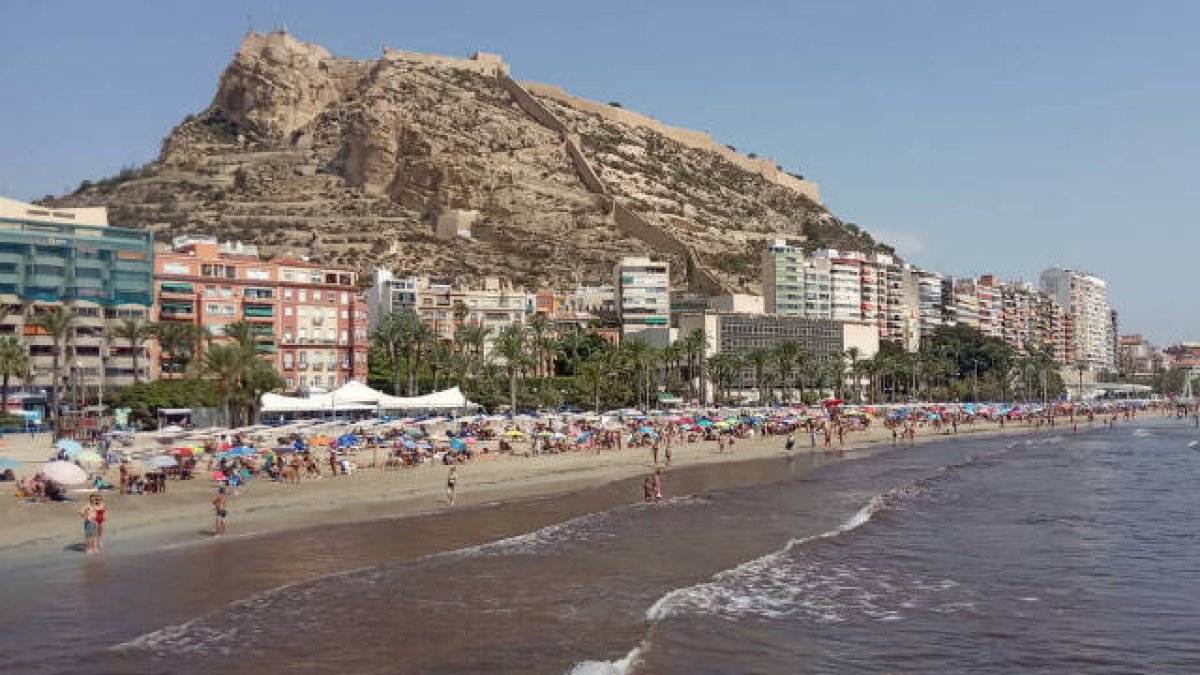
[47,30,891,292]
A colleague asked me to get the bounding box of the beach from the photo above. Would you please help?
[0,417,1033,566]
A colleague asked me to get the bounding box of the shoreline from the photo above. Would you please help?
[0,420,1056,569]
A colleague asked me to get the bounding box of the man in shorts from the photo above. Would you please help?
[213,487,228,538]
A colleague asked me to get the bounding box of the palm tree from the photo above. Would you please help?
[526,314,551,378]
[222,320,260,356]
[107,316,154,383]
[0,336,28,413]
[32,307,76,421]
[454,322,492,377]
[620,337,656,410]
[408,321,434,395]
[682,328,708,403]
[557,326,590,376]
[195,343,248,426]
[428,340,454,391]
[705,352,742,405]
[773,341,808,405]
[844,347,863,403]
[539,334,559,379]
[372,311,414,395]
[662,340,686,395]
[578,357,605,413]
[153,322,205,373]
[493,324,531,417]
[746,347,773,405]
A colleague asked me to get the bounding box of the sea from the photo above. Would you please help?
[4,416,1200,674]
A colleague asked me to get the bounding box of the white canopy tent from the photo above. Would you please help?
[261,383,475,416]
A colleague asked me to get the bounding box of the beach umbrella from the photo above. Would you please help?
[403,439,417,450]
[550,432,566,440]
[405,428,424,437]
[0,457,22,471]
[75,451,104,466]
[310,435,334,446]
[537,430,553,437]
[227,446,257,457]
[697,419,715,428]
[171,447,195,457]
[464,437,478,445]
[451,439,467,452]
[504,429,526,437]
[41,460,87,485]
[146,454,179,468]
[336,433,359,447]
[55,439,84,456]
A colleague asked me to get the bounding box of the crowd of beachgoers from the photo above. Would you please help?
[1,397,1191,555]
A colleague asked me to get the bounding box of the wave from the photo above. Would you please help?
[570,449,1015,674]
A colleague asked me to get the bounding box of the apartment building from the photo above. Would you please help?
[1039,268,1114,370]
[0,196,154,401]
[761,239,807,316]
[615,256,670,343]
[154,237,368,392]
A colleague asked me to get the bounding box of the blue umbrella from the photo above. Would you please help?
[336,434,359,447]
[0,457,21,470]
[417,441,432,450]
[451,439,467,452]
[406,428,423,437]
[227,446,257,457]
[697,419,715,427]
[56,439,84,456]
[639,426,653,434]
[403,439,417,449]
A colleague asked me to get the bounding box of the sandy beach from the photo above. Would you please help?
[0,417,1059,568]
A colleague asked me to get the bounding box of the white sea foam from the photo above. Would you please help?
[1132,428,1155,438]
[568,641,646,675]
[1187,440,1198,448]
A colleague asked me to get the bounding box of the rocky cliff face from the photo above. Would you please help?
[48,31,890,292]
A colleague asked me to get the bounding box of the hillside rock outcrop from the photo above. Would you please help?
[47,30,891,293]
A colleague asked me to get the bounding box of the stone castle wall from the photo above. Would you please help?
[382,48,510,77]
[523,81,821,204]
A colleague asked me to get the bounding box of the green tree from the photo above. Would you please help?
[108,316,154,383]
[32,307,76,420]
[493,324,531,417]
[745,347,773,404]
[705,352,743,405]
[0,336,28,413]
[194,344,247,426]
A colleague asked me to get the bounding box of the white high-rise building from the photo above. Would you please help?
[1039,268,1114,370]
[761,239,807,316]
[615,256,670,341]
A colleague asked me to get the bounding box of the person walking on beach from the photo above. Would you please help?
[212,487,228,538]
[446,466,458,506]
[665,440,673,465]
[81,494,100,555]
[652,468,663,503]
[785,433,796,454]
[652,440,660,465]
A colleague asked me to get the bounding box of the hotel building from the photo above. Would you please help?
[615,256,670,343]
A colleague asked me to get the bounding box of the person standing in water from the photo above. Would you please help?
[212,487,228,538]
[446,465,458,506]
[652,468,663,503]
[81,494,100,555]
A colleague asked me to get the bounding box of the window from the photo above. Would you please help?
[340,330,348,344]
[286,377,294,388]
[299,376,307,388]
[299,328,307,341]
[284,307,293,316]
[298,290,307,302]
[327,291,336,303]
[298,351,308,364]
[284,288,293,300]
[341,292,349,305]
[246,268,269,280]
[163,262,190,275]
[341,310,349,320]
[284,331,293,342]
[283,353,293,368]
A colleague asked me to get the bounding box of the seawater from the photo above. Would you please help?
[6,419,1200,674]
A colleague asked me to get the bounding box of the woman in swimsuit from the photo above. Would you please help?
[94,494,106,551]
[446,466,458,506]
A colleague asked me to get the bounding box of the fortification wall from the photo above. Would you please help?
[498,73,567,134]
[612,201,725,295]
[565,135,607,195]
[382,48,509,77]
[523,81,821,204]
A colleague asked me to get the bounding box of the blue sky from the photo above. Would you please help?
[2,1,1196,343]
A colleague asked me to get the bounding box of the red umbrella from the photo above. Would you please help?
[824,399,845,407]
[171,447,194,457]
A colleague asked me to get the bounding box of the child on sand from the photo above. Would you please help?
[213,487,228,538]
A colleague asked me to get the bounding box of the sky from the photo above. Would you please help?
[1,1,1197,344]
